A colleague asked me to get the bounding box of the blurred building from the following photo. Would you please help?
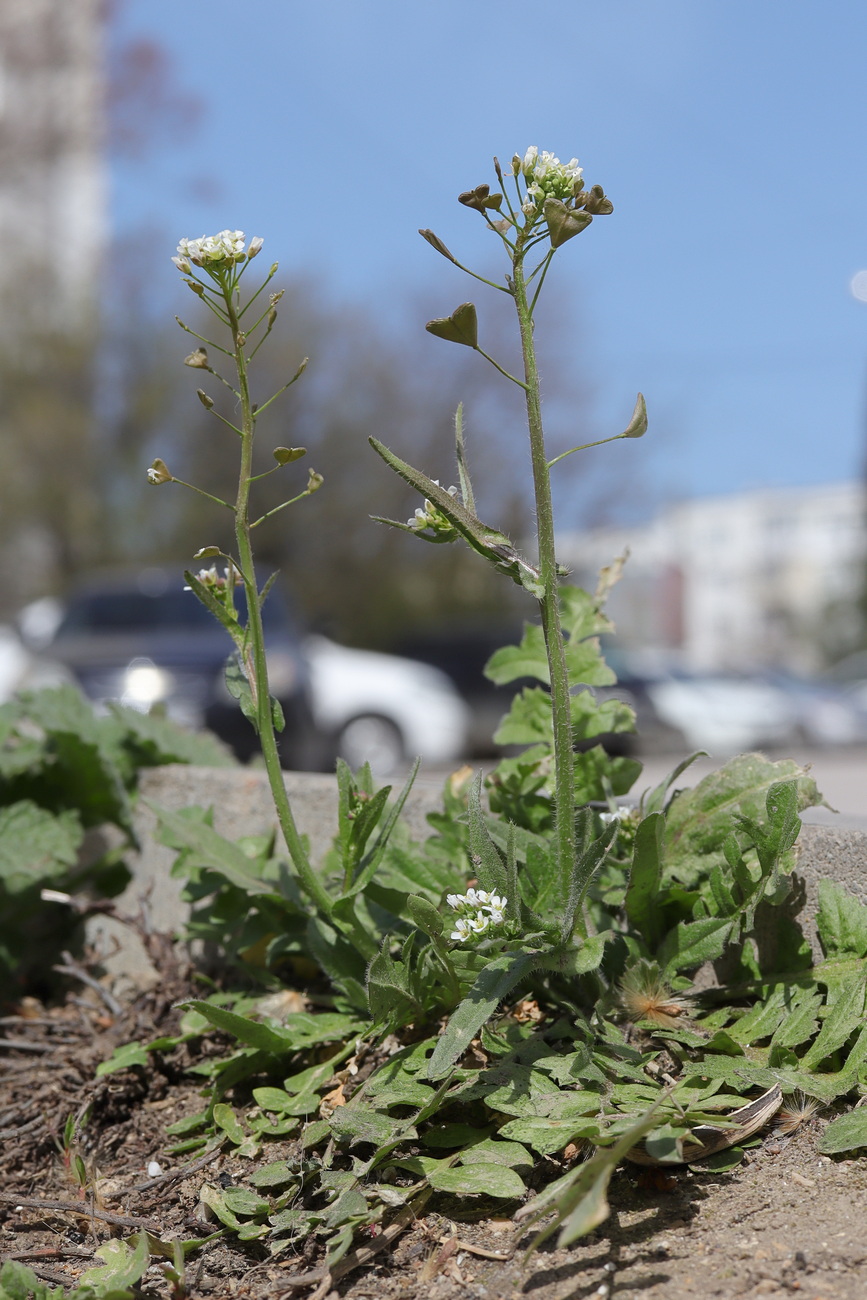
[558,482,866,673]
[0,0,106,329]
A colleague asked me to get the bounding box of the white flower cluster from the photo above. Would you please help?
[406,481,458,532]
[600,805,632,825]
[183,564,237,593]
[517,147,583,217]
[173,231,264,272]
[446,887,507,942]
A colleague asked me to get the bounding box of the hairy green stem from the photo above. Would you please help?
[510,240,584,938]
[222,284,334,919]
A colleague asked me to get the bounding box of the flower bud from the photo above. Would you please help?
[184,348,209,369]
[184,279,205,297]
[269,262,279,277]
[307,469,324,493]
[147,458,173,485]
[247,236,264,258]
[193,545,222,558]
[172,256,191,274]
[196,389,214,410]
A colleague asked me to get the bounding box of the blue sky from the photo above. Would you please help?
[111,1,867,511]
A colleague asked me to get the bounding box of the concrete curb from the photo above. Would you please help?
[90,765,867,986]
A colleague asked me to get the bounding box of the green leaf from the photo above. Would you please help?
[156,806,283,898]
[250,1161,298,1189]
[224,655,258,729]
[178,1000,360,1054]
[561,813,618,942]
[198,1183,243,1231]
[567,932,610,975]
[659,915,736,977]
[108,702,235,769]
[728,986,789,1046]
[625,812,665,948]
[498,1116,601,1156]
[642,751,708,816]
[816,880,867,959]
[212,1103,247,1145]
[425,301,478,347]
[426,950,538,1079]
[0,800,81,894]
[559,586,613,642]
[427,1163,526,1198]
[817,1107,867,1154]
[406,894,444,939]
[769,986,822,1049]
[459,1138,532,1169]
[369,437,543,596]
[664,754,822,887]
[0,1262,42,1300]
[367,939,418,1024]
[493,687,551,746]
[79,1233,150,1291]
[517,1106,664,1251]
[252,1086,319,1116]
[330,1106,415,1148]
[485,624,549,685]
[801,973,867,1071]
[222,1187,269,1217]
[95,1041,151,1077]
[467,774,513,907]
[7,685,133,831]
[341,758,422,899]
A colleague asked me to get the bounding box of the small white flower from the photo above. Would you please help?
[518,148,584,211]
[600,806,631,824]
[247,236,264,257]
[450,918,474,942]
[446,893,465,910]
[175,229,249,270]
[469,911,491,935]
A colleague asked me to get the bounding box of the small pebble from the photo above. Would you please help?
[147,1161,163,1177]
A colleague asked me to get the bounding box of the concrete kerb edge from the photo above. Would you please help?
[87,765,867,987]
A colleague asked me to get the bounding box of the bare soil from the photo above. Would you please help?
[2,942,865,1300]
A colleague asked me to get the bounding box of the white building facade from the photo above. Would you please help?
[0,0,106,329]
[558,482,866,673]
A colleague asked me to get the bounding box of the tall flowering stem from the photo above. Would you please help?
[408,151,632,938]
[509,237,579,929]
[156,231,334,919]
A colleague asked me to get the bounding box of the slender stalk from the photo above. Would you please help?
[510,237,583,937]
[221,281,334,919]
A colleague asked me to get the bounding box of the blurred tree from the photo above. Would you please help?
[154,279,534,646]
[0,1,201,606]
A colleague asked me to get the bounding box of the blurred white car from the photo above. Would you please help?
[646,674,796,754]
[304,635,469,774]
